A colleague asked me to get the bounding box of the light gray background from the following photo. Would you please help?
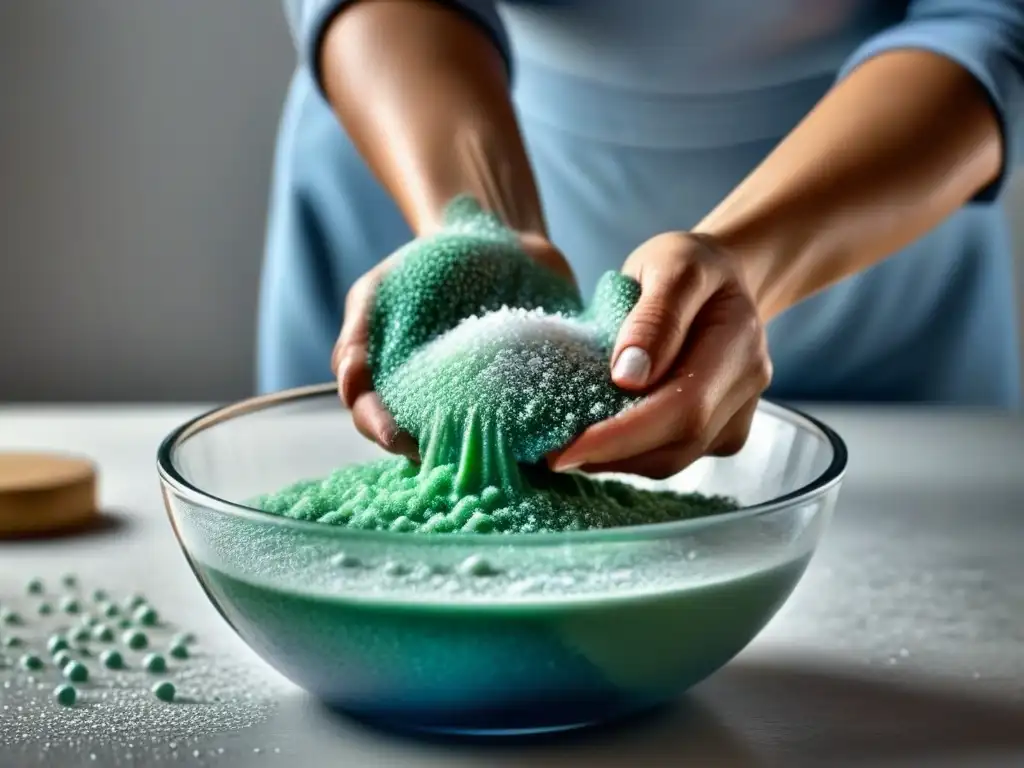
[1,1,1022,403]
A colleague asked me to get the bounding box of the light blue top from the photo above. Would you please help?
[263,0,1024,407]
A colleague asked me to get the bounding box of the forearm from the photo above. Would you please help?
[320,0,545,236]
[695,50,1003,320]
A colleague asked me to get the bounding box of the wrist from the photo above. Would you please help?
[693,202,814,321]
[404,121,548,238]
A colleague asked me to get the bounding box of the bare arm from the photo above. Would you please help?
[556,44,1017,475]
[317,1,571,453]
[319,0,546,236]
[696,49,1003,320]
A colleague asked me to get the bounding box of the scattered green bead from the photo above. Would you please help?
[53,683,77,706]
[47,635,69,654]
[2,636,23,648]
[38,602,53,616]
[26,578,45,595]
[53,650,72,668]
[100,649,124,669]
[171,632,196,646]
[118,618,132,629]
[152,681,175,702]
[20,654,43,671]
[92,624,114,642]
[69,626,91,644]
[1,608,22,625]
[132,605,158,627]
[60,596,81,614]
[80,615,99,628]
[124,594,146,611]
[61,574,78,589]
[63,661,88,682]
[101,602,120,618]
[168,642,189,660]
[143,653,166,673]
[122,629,148,650]
[92,589,108,603]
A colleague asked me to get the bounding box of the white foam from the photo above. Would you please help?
[414,306,599,363]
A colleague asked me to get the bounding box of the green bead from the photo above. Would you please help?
[53,650,72,668]
[92,624,114,642]
[47,635,69,654]
[38,602,53,616]
[80,615,99,628]
[132,605,158,627]
[122,630,147,650]
[63,661,88,682]
[61,574,78,589]
[53,684,77,706]
[100,649,124,669]
[124,594,146,611]
[152,681,175,702]
[168,642,189,660]
[142,653,166,673]
[60,596,81,614]
[2,636,23,648]
[26,578,45,595]
[1,608,22,625]
[171,632,196,646]
[20,654,43,671]
[101,602,120,618]
[69,626,91,644]
[118,618,132,629]
[92,589,108,603]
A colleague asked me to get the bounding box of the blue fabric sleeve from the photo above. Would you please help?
[837,0,1024,202]
[283,0,512,100]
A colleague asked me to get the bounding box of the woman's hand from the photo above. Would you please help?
[332,234,575,459]
[549,232,772,479]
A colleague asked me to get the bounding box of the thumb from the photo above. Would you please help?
[612,235,722,390]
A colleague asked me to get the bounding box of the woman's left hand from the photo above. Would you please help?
[549,232,773,478]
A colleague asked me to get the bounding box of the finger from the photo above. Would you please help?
[335,348,373,411]
[575,439,706,480]
[332,272,379,407]
[578,395,760,478]
[553,297,763,469]
[612,235,723,390]
[351,391,419,460]
[708,396,759,457]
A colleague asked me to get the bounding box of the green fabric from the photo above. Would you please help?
[370,196,641,480]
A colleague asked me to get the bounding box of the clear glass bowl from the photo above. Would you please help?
[158,384,846,737]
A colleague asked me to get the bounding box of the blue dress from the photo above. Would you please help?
[263,0,1024,407]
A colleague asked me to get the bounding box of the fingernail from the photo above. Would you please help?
[551,455,584,473]
[612,346,651,387]
[336,357,354,407]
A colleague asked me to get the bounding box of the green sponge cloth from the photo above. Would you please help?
[369,197,641,490]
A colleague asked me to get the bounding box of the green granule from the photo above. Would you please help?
[152,680,176,702]
[254,197,737,534]
[253,458,735,535]
[53,683,76,707]
[63,660,88,682]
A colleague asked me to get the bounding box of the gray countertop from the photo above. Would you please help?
[1,405,1022,767]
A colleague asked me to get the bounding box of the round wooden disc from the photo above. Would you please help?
[0,452,98,538]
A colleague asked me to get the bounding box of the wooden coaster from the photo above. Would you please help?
[0,452,98,538]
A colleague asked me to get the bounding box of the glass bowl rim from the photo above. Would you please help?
[156,383,847,547]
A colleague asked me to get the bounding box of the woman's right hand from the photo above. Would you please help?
[331,233,575,460]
